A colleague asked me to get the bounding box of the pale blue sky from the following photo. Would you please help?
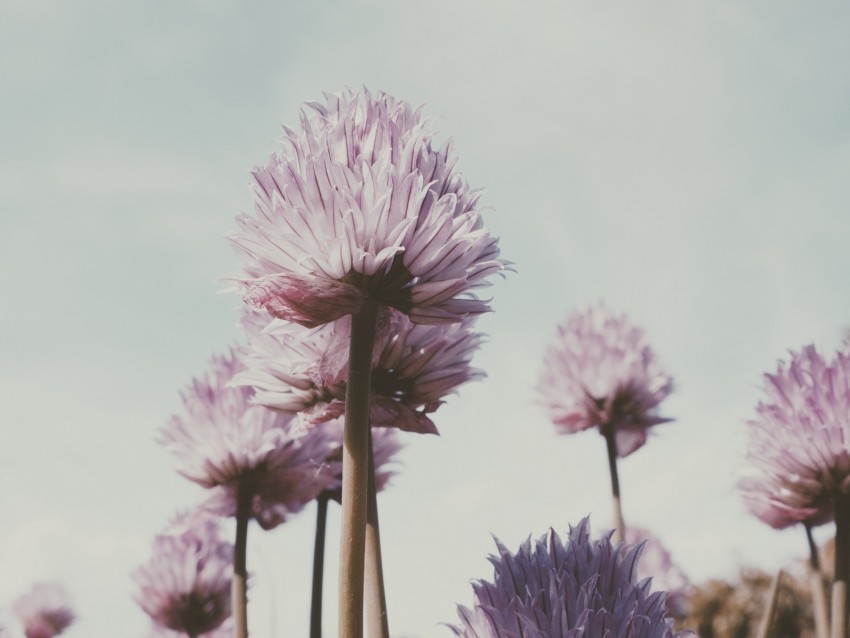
[2,1,850,636]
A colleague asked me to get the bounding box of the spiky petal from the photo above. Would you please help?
[539,304,673,457]
[13,583,74,638]
[624,526,690,617]
[230,88,507,328]
[740,344,850,529]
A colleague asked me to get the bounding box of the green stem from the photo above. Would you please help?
[806,522,830,638]
[365,430,390,638]
[833,494,850,638]
[339,300,379,638]
[310,494,330,638]
[602,426,625,543]
[233,482,251,638]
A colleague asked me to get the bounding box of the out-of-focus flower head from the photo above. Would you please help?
[539,304,673,457]
[13,582,75,638]
[624,526,691,617]
[319,416,404,503]
[146,620,233,638]
[740,344,850,529]
[238,307,484,434]
[162,349,337,529]
[229,88,507,328]
[449,517,685,638]
[134,515,232,637]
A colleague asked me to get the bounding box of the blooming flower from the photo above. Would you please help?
[237,307,484,434]
[162,349,337,529]
[539,304,673,457]
[13,583,74,638]
[134,515,232,638]
[624,526,690,617]
[449,517,684,638]
[229,88,506,328]
[740,344,850,529]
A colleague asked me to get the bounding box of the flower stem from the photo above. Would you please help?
[806,522,830,638]
[310,494,330,638]
[755,569,783,638]
[233,482,251,638]
[365,430,390,638]
[339,300,379,638]
[602,426,625,543]
[833,493,850,638]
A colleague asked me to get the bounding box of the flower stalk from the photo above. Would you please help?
[339,299,379,638]
[602,425,625,543]
[365,431,390,638]
[233,482,251,638]
[755,569,783,638]
[310,494,330,638]
[806,522,830,638]
[833,493,850,638]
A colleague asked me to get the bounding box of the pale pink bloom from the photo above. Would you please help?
[230,88,506,328]
[740,344,850,529]
[13,583,74,638]
[134,516,231,637]
[624,526,691,617]
[539,304,673,457]
[237,308,484,434]
[162,350,337,529]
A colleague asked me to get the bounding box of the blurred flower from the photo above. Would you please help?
[162,349,337,529]
[740,344,850,529]
[449,517,684,638]
[134,515,232,637]
[238,308,484,434]
[13,583,74,638]
[230,88,506,328]
[625,526,691,617]
[320,416,404,503]
[539,304,673,457]
[147,623,232,638]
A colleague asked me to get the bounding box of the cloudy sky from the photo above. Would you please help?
[2,0,850,636]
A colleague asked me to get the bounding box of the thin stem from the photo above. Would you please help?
[310,494,330,638]
[602,426,625,543]
[365,430,390,638]
[806,522,830,638]
[233,482,251,638]
[339,300,379,638]
[755,569,783,638]
[833,494,850,638]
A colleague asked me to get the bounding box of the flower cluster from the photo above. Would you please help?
[162,349,337,529]
[539,304,673,457]
[449,517,681,638]
[134,515,232,637]
[740,344,850,529]
[230,88,506,328]
[13,583,74,638]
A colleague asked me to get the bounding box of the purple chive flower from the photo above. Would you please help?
[162,349,337,529]
[624,526,690,617]
[740,344,850,529]
[13,583,74,638]
[449,517,683,638]
[134,516,232,638]
[238,308,484,434]
[539,304,673,457]
[229,88,506,328]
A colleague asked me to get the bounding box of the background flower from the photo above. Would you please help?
[230,88,506,327]
[625,525,691,617]
[539,303,673,457]
[13,583,75,638]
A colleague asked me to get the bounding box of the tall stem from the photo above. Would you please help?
[365,430,390,638]
[339,300,379,638]
[806,522,830,638]
[233,482,251,638]
[755,569,783,638]
[310,494,330,638]
[602,426,625,543]
[833,494,850,638]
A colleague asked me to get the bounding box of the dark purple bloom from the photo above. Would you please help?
[13,583,75,638]
[449,518,685,638]
[539,304,673,457]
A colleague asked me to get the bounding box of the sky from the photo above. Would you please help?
[2,0,850,636]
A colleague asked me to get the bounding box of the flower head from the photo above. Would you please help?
[13,583,74,638]
[238,308,484,434]
[539,304,673,457]
[134,515,232,637]
[740,344,850,529]
[449,517,683,638]
[162,349,337,529]
[230,88,507,328]
[624,526,690,617]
